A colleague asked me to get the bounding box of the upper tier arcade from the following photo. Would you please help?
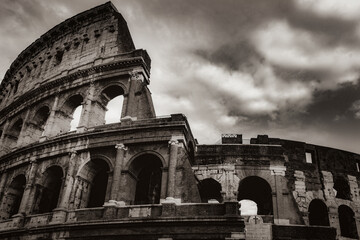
[0,2,155,156]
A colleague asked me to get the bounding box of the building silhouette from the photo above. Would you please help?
[0,2,359,240]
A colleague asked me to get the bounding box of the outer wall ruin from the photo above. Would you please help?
[0,2,358,240]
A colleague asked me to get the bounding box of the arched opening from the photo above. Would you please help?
[237,176,273,215]
[34,106,50,130]
[3,119,23,150]
[28,106,50,140]
[198,178,222,203]
[334,176,351,200]
[338,205,358,239]
[239,199,258,216]
[54,94,83,134]
[76,159,110,208]
[0,175,26,219]
[102,85,124,124]
[33,166,63,214]
[128,154,163,205]
[308,199,329,226]
[70,105,82,131]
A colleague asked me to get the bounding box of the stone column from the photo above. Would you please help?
[16,108,30,147]
[18,160,38,214]
[166,139,179,201]
[270,165,289,225]
[41,94,59,139]
[108,143,127,205]
[0,170,8,203]
[77,82,96,132]
[58,151,77,209]
[0,120,9,152]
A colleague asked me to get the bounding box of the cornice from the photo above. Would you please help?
[0,54,149,121]
[0,118,191,166]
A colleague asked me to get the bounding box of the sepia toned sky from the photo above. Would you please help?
[1,0,360,153]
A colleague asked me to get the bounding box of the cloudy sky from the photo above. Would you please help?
[1,0,360,154]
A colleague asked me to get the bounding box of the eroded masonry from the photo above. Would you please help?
[0,2,359,240]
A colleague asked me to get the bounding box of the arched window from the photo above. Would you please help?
[238,176,273,215]
[308,199,329,226]
[3,119,23,151]
[334,176,351,200]
[30,106,50,139]
[54,94,83,134]
[33,166,63,214]
[34,106,50,130]
[70,105,82,131]
[338,205,358,239]
[102,85,124,124]
[128,154,162,205]
[76,159,110,208]
[0,175,26,219]
[198,178,222,203]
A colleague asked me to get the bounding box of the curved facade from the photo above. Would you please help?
[0,2,358,240]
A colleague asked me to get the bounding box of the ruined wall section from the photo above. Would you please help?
[194,144,304,224]
[247,135,360,238]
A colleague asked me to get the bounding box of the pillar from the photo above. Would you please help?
[270,165,289,225]
[77,82,96,131]
[0,120,9,153]
[18,160,38,214]
[16,108,30,147]
[58,151,77,209]
[166,139,179,201]
[109,143,127,205]
[42,94,59,139]
[0,170,8,203]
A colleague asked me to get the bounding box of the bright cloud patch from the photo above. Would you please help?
[252,20,360,88]
[295,0,360,21]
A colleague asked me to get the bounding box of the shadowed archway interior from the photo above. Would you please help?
[237,176,273,215]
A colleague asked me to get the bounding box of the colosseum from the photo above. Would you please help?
[0,2,359,240]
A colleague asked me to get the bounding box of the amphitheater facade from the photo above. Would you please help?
[0,2,359,240]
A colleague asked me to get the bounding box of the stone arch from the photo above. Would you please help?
[338,205,358,239]
[54,94,84,133]
[308,199,329,226]
[0,174,26,219]
[237,176,273,215]
[126,153,163,205]
[75,158,111,208]
[333,175,351,200]
[25,105,50,142]
[198,178,222,203]
[32,165,64,214]
[2,118,23,151]
[126,151,167,170]
[77,154,114,176]
[100,84,125,124]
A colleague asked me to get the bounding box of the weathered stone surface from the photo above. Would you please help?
[0,2,358,240]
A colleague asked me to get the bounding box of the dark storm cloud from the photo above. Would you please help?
[285,5,359,47]
[194,41,264,72]
[307,81,360,120]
